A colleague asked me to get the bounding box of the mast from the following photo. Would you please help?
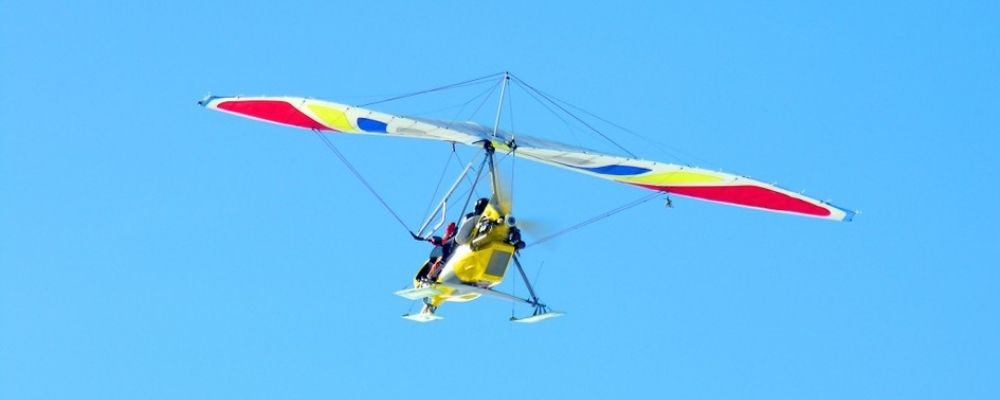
[490,71,510,140]
[487,72,510,202]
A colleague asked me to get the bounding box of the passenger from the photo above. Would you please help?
[426,222,458,280]
[412,223,458,282]
[456,198,489,245]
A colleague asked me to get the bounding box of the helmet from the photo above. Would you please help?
[474,198,489,213]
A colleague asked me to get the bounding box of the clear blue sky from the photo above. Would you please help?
[2,1,998,399]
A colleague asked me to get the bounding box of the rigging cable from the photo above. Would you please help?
[457,152,489,218]
[510,74,638,158]
[507,84,517,207]
[418,80,503,220]
[526,192,661,248]
[460,79,503,130]
[313,131,414,234]
[360,72,505,107]
[419,147,457,230]
[508,80,587,149]
[441,78,504,130]
[453,149,486,199]
[402,79,501,119]
[509,144,516,215]
[533,262,545,294]
[538,88,717,168]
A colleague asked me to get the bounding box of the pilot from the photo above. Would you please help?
[507,225,526,250]
[456,198,489,245]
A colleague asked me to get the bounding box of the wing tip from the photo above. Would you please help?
[845,209,857,222]
[829,203,857,222]
[197,94,225,108]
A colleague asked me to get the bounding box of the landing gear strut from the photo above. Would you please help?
[510,253,563,323]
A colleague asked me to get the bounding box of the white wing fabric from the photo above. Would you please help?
[200,96,854,221]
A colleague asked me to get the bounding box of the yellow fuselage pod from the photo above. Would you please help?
[411,204,515,307]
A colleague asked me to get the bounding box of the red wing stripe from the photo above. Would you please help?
[218,100,329,131]
[637,184,831,217]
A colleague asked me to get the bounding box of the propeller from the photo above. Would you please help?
[493,175,514,216]
[486,175,555,245]
[513,218,553,240]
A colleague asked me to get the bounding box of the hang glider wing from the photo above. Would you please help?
[200,96,854,222]
[485,138,854,221]
[199,96,486,144]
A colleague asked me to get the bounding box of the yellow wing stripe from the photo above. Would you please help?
[307,103,357,132]
[619,171,724,185]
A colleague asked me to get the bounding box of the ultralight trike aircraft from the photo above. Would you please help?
[199,72,854,323]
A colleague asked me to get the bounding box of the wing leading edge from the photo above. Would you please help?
[200,95,854,221]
